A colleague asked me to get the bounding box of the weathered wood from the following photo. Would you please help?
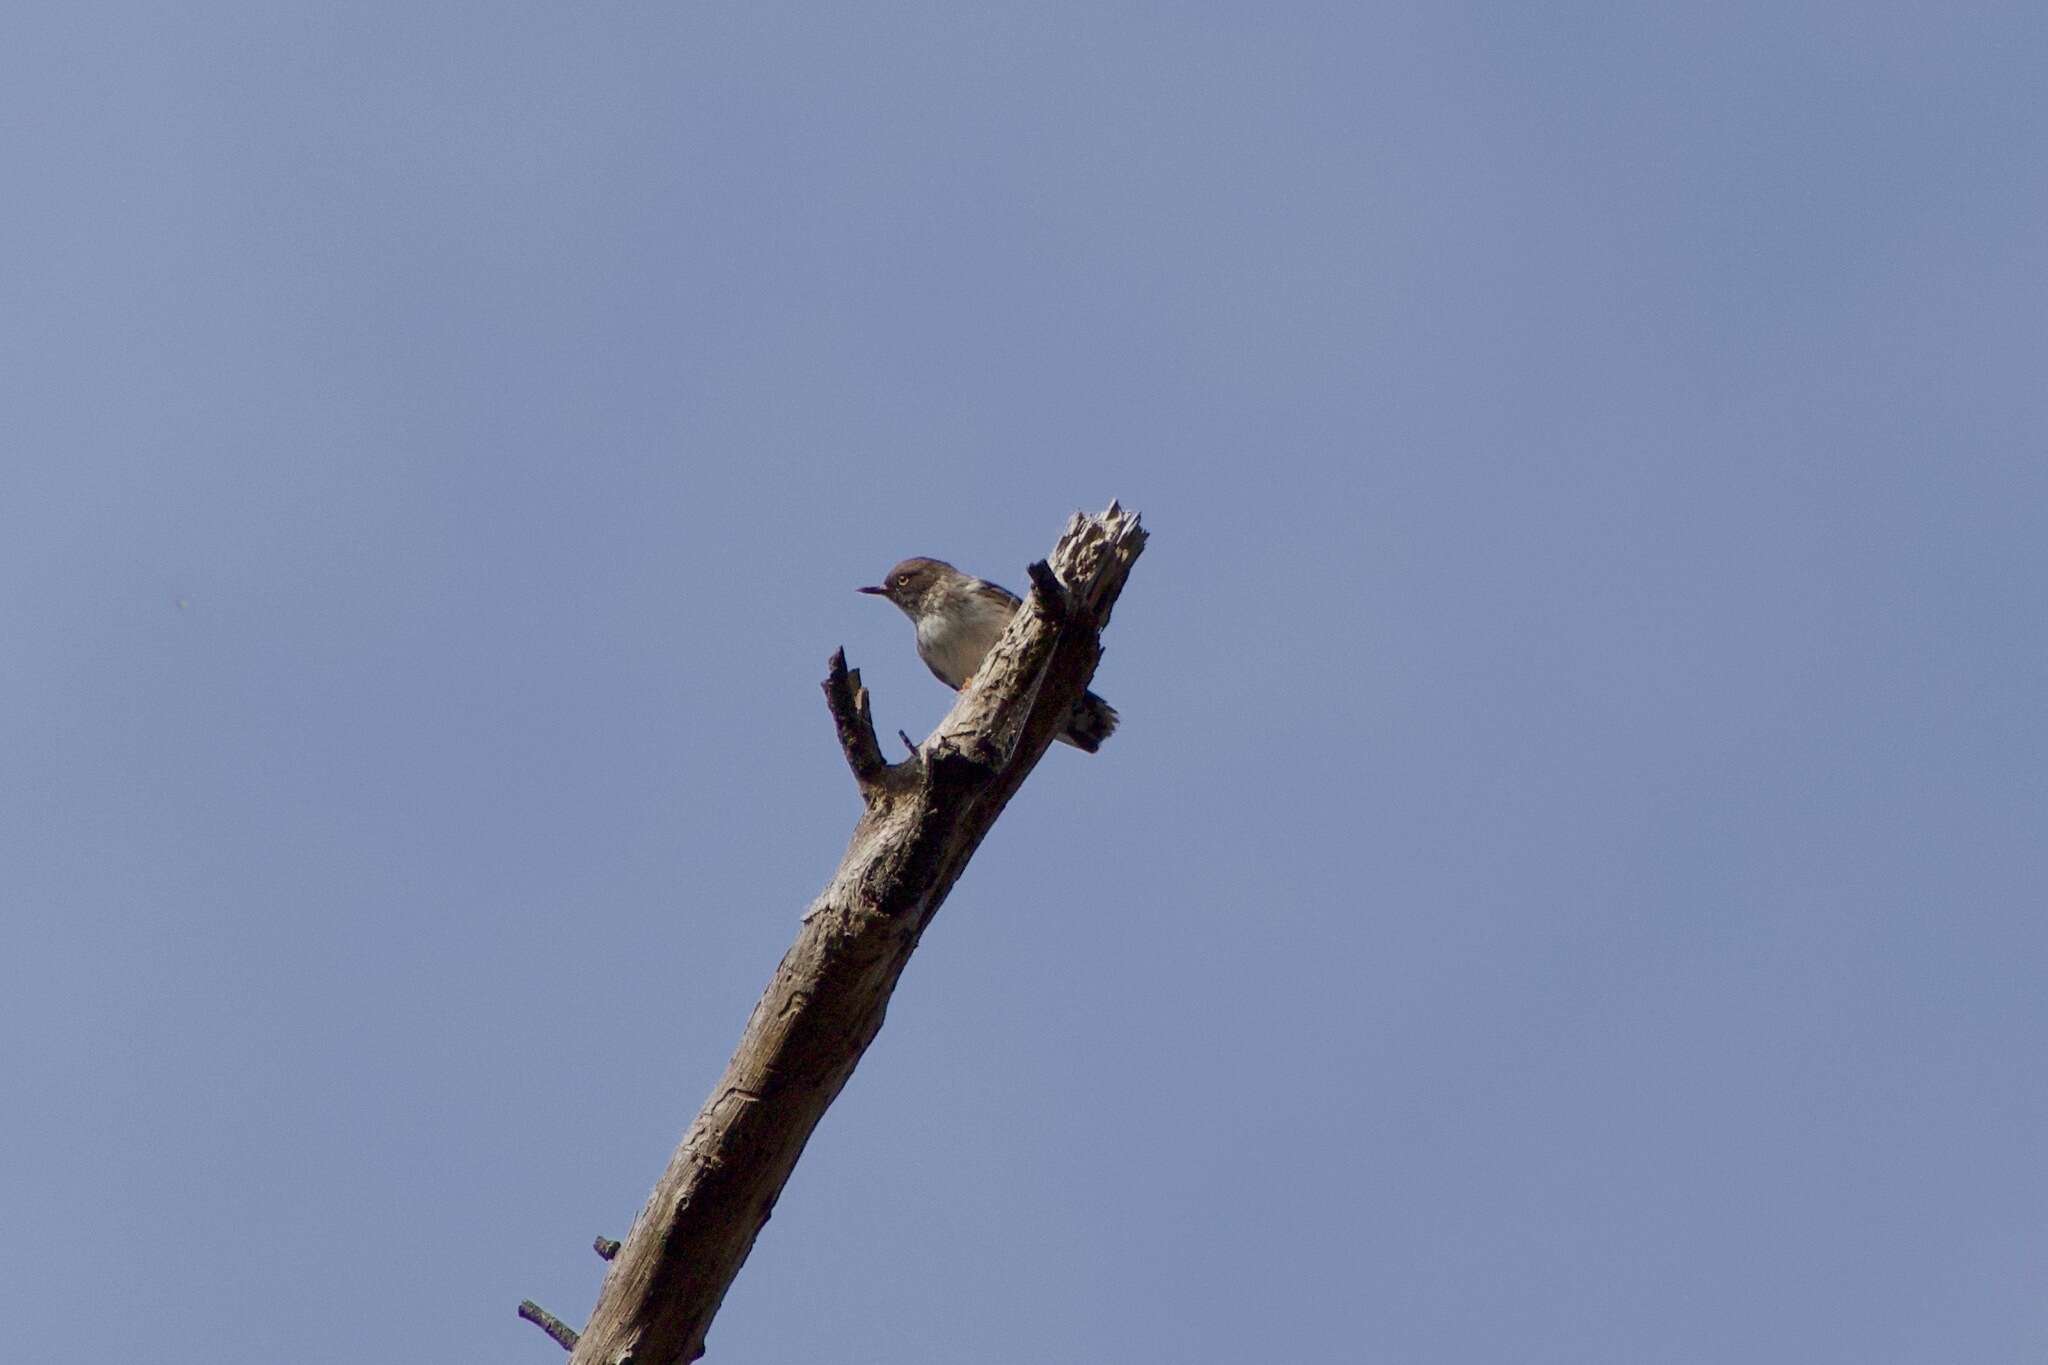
[519,1300,580,1352]
[555,504,1145,1365]
[821,651,884,791]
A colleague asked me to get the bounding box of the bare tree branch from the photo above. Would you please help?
[553,503,1145,1364]
[1024,557,1067,623]
[518,1300,581,1352]
[822,649,885,790]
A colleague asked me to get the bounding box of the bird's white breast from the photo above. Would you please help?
[915,589,1015,688]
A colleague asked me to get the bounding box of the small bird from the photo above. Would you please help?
[859,557,1118,752]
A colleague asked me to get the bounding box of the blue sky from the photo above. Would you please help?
[4,4,2044,1361]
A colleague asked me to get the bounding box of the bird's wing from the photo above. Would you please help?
[974,578,1022,610]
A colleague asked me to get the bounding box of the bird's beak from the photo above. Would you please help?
[856,584,887,596]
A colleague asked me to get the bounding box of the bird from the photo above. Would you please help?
[858,557,1118,752]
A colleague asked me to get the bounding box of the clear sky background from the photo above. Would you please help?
[4,4,2044,1362]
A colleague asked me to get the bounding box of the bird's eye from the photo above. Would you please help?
[896,574,911,586]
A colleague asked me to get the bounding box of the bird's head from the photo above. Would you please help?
[857,557,957,617]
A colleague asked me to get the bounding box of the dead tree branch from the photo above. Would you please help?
[549,503,1144,1364]
[822,651,885,790]
[518,1300,581,1352]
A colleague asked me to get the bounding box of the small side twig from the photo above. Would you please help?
[822,648,886,788]
[1025,558,1068,624]
[593,1236,620,1261]
[517,1300,580,1351]
[898,729,919,757]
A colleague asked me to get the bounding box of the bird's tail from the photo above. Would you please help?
[1056,690,1119,753]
